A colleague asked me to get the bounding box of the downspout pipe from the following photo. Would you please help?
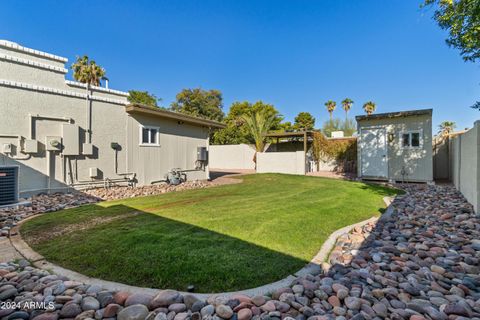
[86,83,92,143]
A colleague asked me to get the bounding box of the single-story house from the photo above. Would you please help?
[356,109,433,183]
[0,40,224,200]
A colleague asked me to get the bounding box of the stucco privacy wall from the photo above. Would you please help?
[0,40,209,196]
[450,121,480,212]
[256,151,305,175]
[209,144,256,170]
[357,113,433,182]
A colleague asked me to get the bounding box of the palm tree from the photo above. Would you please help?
[341,98,354,121]
[71,56,106,143]
[71,55,106,86]
[240,109,276,154]
[363,101,376,115]
[325,100,336,120]
[438,121,456,137]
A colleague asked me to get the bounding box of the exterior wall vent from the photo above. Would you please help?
[0,166,19,205]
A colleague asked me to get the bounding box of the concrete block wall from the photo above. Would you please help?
[209,144,256,170]
[256,151,305,175]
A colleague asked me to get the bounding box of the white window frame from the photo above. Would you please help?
[400,130,422,149]
[139,125,160,146]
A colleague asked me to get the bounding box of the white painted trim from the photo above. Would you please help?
[0,53,68,73]
[65,80,129,97]
[139,125,160,146]
[0,40,68,63]
[400,129,423,149]
[0,79,128,105]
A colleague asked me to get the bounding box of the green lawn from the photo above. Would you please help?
[21,174,398,293]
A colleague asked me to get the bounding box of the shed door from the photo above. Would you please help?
[361,127,388,178]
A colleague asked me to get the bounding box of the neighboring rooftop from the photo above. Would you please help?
[356,108,432,121]
[125,104,226,129]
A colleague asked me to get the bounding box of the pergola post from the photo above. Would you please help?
[304,131,307,174]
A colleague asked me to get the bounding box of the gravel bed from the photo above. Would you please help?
[1,184,480,320]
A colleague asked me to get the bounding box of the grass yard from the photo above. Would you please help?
[21,174,398,293]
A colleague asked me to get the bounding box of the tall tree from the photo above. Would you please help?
[240,109,277,153]
[322,118,342,137]
[424,0,480,62]
[71,55,106,86]
[128,90,161,108]
[294,112,315,131]
[171,88,224,122]
[341,98,354,121]
[71,56,106,143]
[424,0,480,110]
[211,101,283,145]
[325,100,336,120]
[438,121,457,136]
[280,121,294,132]
[341,118,356,137]
[363,101,376,115]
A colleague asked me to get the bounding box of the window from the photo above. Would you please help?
[401,131,421,148]
[140,126,159,146]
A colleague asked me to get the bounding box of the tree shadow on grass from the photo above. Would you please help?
[22,204,309,293]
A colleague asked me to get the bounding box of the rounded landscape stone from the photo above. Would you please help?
[237,308,252,320]
[216,304,234,319]
[117,304,150,320]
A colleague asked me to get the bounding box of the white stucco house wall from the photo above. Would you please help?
[0,40,224,200]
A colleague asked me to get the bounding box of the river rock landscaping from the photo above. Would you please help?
[82,181,218,201]
[1,183,479,319]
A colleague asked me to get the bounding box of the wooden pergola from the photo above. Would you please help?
[265,130,315,153]
[264,131,317,166]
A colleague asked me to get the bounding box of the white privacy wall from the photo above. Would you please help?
[450,121,480,212]
[209,144,256,170]
[256,151,305,175]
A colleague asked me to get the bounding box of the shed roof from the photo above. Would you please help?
[355,108,432,122]
[125,104,226,129]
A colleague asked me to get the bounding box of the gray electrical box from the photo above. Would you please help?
[2,143,13,154]
[24,139,39,154]
[197,146,208,161]
[89,167,99,178]
[62,124,80,155]
[82,143,94,156]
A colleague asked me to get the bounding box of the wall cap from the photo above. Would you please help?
[0,40,68,63]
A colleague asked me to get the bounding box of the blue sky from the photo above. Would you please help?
[1,0,479,131]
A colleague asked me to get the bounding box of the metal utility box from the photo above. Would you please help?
[62,124,80,155]
[197,146,208,161]
[2,143,13,154]
[82,143,94,156]
[89,167,99,178]
[0,166,19,205]
[45,136,62,151]
[24,139,39,154]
